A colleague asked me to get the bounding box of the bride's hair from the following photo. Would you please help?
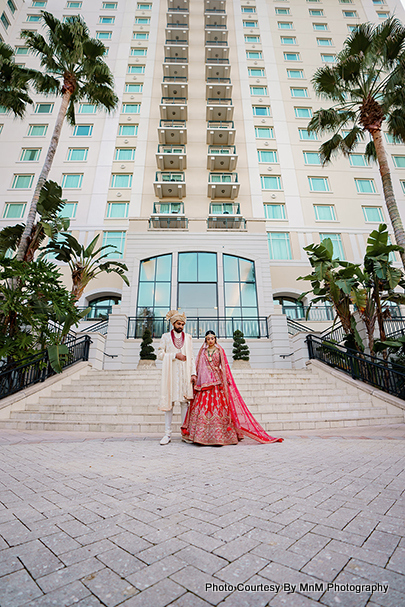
[205,330,217,344]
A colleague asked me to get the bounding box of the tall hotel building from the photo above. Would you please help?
[1,0,405,365]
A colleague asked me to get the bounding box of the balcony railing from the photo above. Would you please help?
[165,39,188,44]
[128,316,269,339]
[207,217,246,230]
[159,119,186,127]
[204,24,227,29]
[207,98,233,105]
[157,144,186,153]
[205,40,228,45]
[167,22,188,28]
[206,57,230,64]
[149,216,188,229]
[207,120,234,128]
[209,172,238,183]
[163,76,187,82]
[206,77,231,83]
[210,202,240,214]
[161,96,187,104]
[164,56,188,63]
[153,202,184,213]
[208,145,236,154]
[155,171,185,182]
[205,8,226,13]
[168,6,189,11]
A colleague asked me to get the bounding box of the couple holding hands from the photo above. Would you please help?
[157,310,283,446]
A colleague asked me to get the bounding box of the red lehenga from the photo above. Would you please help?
[181,343,283,445]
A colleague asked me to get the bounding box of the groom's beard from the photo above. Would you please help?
[173,327,184,333]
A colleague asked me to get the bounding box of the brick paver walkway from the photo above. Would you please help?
[0,425,404,606]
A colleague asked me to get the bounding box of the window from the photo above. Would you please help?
[243,20,258,27]
[122,103,141,113]
[111,174,133,188]
[7,0,16,13]
[343,11,358,17]
[248,68,265,78]
[255,127,274,138]
[281,37,297,44]
[401,181,405,195]
[128,65,145,74]
[309,9,324,15]
[78,103,96,114]
[377,12,390,18]
[317,38,332,46]
[264,204,285,219]
[320,233,344,259]
[290,88,308,98]
[246,51,262,59]
[20,148,41,162]
[67,148,88,161]
[133,32,149,39]
[303,151,321,164]
[3,203,26,219]
[73,124,93,136]
[284,52,300,61]
[372,0,385,4]
[313,23,328,30]
[32,1,47,7]
[385,133,401,144]
[115,148,136,161]
[12,174,34,189]
[245,35,260,42]
[309,177,329,192]
[363,206,383,222]
[295,107,312,118]
[349,154,368,167]
[261,175,282,190]
[60,202,77,219]
[355,178,376,193]
[278,22,293,29]
[253,106,271,116]
[134,17,150,24]
[137,2,152,8]
[268,233,292,260]
[99,16,115,24]
[1,12,10,30]
[258,150,278,163]
[130,48,147,57]
[250,86,268,96]
[35,103,53,114]
[118,124,138,136]
[103,2,118,8]
[392,156,405,168]
[321,54,336,63]
[26,15,42,22]
[178,252,218,317]
[28,124,48,137]
[102,231,125,258]
[299,128,317,140]
[223,255,259,324]
[137,254,172,317]
[125,84,143,93]
[242,6,256,12]
[314,205,336,221]
[16,47,29,55]
[106,202,129,218]
[62,174,83,188]
[275,8,290,15]
[287,70,304,78]
[67,1,82,7]
[96,32,112,39]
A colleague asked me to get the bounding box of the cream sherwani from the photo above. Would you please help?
[158,331,196,412]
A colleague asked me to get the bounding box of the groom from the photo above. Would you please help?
[157,310,197,445]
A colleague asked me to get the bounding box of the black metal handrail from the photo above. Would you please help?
[306,334,405,400]
[83,319,109,335]
[320,321,345,343]
[0,335,91,400]
[127,316,269,339]
[287,318,315,335]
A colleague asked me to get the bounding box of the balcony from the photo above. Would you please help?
[165,38,188,45]
[206,81,232,100]
[207,145,237,170]
[168,0,189,8]
[156,144,187,170]
[205,45,229,61]
[208,172,239,199]
[205,14,227,28]
[167,12,189,26]
[149,201,188,228]
[206,120,235,145]
[207,203,246,230]
[166,28,188,41]
[154,171,186,198]
[162,80,188,99]
[163,61,188,78]
[206,98,234,121]
[160,96,187,120]
[205,62,230,80]
[206,29,227,43]
[159,119,187,144]
[165,44,188,60]
[205,0,226,11]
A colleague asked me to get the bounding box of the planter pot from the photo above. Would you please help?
[232,359,251,369]
[137,359,157,369]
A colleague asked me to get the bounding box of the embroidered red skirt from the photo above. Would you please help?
[181,385,239,445]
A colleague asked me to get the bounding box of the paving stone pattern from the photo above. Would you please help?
[0,434,404,606]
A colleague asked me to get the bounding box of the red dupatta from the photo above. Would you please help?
[194,343,283,444]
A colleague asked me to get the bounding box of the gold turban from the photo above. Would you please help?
[166,310,187,325]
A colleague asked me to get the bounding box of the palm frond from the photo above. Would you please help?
[386,109,405,143]
[0,224,24,254]
[319,134,344,164]
[364,140,378,163]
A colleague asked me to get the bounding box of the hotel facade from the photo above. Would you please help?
[1,0,405,366]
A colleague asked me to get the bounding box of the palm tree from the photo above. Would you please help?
[307,18,405,269]
[0,41,33,117]
[16,11,118,262]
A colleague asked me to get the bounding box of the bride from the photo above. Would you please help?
[181,330,283,445]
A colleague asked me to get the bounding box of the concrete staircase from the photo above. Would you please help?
[0,365,403,433]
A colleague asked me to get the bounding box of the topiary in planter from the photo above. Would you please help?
[140,327,157,360]
[232,329,250,361]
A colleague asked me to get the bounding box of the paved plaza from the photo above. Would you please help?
[0,425,404,607]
